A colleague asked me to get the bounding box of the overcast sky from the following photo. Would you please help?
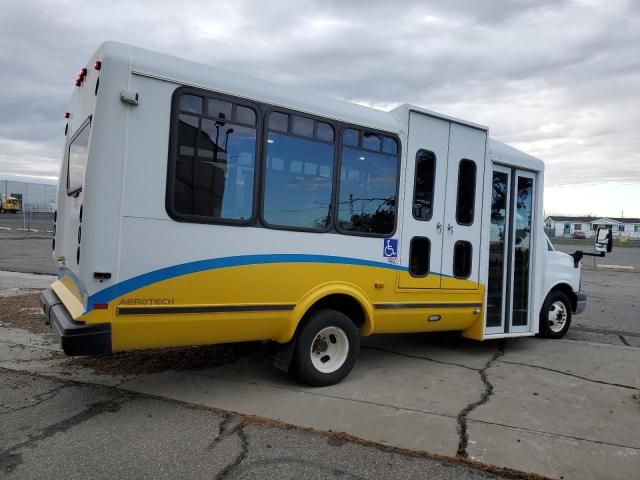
[1,0,639,217]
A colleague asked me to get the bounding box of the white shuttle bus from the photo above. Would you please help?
[41,42,609,386]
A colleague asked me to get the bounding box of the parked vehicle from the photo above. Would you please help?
[572,230,586,239]
[0,196,20,213]
[41,42,612,386]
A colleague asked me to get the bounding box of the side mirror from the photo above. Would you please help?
[595,227,613,253]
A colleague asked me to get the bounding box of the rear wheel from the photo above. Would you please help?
[290,309,359,386]
[539,291,572,339]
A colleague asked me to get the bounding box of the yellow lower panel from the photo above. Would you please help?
[86,261,487,351]
[374,307,480,334]
[112,311,289,351]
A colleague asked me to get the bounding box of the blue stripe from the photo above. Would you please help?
[87,254,407,312]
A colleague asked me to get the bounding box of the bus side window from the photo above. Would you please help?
[171,93,258,222]
[453,240,472,278]
[337,130,399,235]
[456,159,476,226]
[262,112,335,231]
[413,149,436,221]
[409,237,430,277]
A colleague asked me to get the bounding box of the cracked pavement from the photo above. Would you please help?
[1,260,640,479]
[1,369,515,480]
[2,326,638,480]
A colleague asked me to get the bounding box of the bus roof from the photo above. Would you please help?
[487,139,544,172]
[98,41,402,134]
[93,42,542,169]
[97,41,489,135]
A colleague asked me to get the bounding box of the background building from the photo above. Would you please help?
[0,180,57,213]
[544,216,640,239]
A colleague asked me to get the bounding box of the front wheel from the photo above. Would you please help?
[539,291,572,339]
[290,309,360,387]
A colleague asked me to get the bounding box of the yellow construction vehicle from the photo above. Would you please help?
[0,196,20,213]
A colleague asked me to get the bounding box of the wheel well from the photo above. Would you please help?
[548,284,577,312]
[305,294,366,329]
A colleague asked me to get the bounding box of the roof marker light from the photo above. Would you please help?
[94,60,101,70]
[64,112,70,118]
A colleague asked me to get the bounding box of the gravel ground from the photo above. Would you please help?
[0,293,50,333]
[0,293,264,376]
[66,342,264,376]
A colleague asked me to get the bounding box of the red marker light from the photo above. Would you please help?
[94,60,101,70]
[64,112,70,118]
[80,68,87,76]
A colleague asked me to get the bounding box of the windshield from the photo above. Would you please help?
[545,233,555,251]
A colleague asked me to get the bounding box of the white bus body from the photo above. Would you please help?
[41,42,586,385]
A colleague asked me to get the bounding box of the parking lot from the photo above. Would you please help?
[0,221,639,479]
[0,213,55,275]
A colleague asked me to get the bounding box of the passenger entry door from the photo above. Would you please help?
[398,112,450,288]
[440,123,486,289]
[485,166,536,334]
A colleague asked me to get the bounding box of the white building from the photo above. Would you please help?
[544,216,640,239]
[0,180,57,212]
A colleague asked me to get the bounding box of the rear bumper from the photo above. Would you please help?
[574,290,587,315]
[40,288,112,356]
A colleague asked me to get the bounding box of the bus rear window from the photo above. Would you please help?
[67,120,91,195]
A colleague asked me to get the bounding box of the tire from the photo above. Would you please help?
[290,308,360,387]
[539,290,572,339]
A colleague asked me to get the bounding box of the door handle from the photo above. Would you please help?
[447,224,454,235]
[436,222,443,233]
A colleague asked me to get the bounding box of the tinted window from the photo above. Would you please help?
[343,129,359,146]
[383,137,398,154]
[263,132,334,229]
[180,94,203,113]
[316,122,334,143]
[487,171,509,327]
[337,146,398,235]
[413,149,436,221]
[453,241,472,278]
[236,105,256,125]
[67,121,91,194]
[292,115,314,138]
[172,101,256,221]
[512,176,534,326]
[409,237,430,277]
[456,159,477,225]
[207,98,232,119]
[362,132,381,151]
[269,112,288,132]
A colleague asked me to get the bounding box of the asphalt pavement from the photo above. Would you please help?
[0,213,55,275]
[1,227,639,478]
[553,242,640,345]
[0,369,511,480]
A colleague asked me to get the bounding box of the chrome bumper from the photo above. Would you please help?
[574,291,587,315]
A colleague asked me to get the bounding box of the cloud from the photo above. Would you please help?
[1,0,639,213]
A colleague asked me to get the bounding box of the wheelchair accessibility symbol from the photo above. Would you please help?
[383,239,398,258]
